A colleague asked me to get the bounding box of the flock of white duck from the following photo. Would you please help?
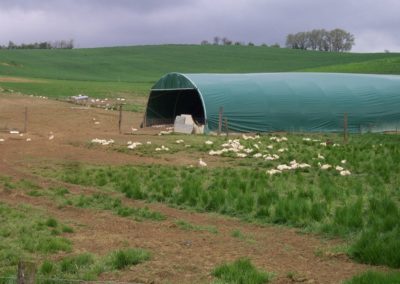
[89,132,352,177]
[203,134,351,176]
[0,130,54,143]
[1,123,351,178]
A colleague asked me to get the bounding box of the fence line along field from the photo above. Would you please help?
[1,45,400,284]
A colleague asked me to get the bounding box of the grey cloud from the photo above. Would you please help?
[0,0,188,12]
[0,0,399,52]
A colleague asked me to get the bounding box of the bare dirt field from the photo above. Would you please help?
[0,93,383,283]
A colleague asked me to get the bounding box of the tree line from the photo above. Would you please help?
[1,39,74,49]
[286,29,355,52]
[201,36,280,48]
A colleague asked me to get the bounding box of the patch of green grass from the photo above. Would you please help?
[6,175,165,222]
[304,57,400,75]
[175,220,218,234]
[17,179,41,191]
[108,248,151,270]
[52,186,70,196]
[345,271,400,284]
[0,79,148,100]
[36,248,151,281]
[122,103,145,113]
[0,176,44,195]
[230,229,256,244]
[45,218,58,228]
[72,193,165,221]
[23,234,71,254]
[350,228,400,268]
[60,253,95,273]
[0,203,73,276]
[38,253,101,281]
[231,229,245,239]
[51,133,400,268]
[0,175,17,191]
[40,260,55,275]
[27,190,43,197]
[212,258,272,284]
[61,225,74,233]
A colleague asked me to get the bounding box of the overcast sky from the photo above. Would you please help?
[0,0,399,52]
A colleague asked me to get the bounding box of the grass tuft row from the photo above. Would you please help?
[54,134,400,268]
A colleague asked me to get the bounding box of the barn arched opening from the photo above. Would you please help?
[144,88,205,127]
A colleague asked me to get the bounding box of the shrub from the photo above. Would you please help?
[345,271,400,284]
[40,260,55,274]
[60,253,95,273]
[61,225,74,233]
[134,207,165,221]
[350,228,400,268]
[53,187,70,196]
[122,184,144,200]
[108,248,151,270]
[45,218,58,228]
[175,220,218,234]
[212,258,272,284]
[36,237,72,253]
[333,199,363,232]
[231,229,245,239]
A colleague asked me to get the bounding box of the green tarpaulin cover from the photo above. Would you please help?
[146,72,400,133]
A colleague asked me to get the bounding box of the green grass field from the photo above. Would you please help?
[0,176,157,282]
[1,45,400,100]
[2,45,400,282]
[0,202,73,278]
[47,132,400,283]
[49,133,400,269]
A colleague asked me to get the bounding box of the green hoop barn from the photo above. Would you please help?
[144,72,400,133]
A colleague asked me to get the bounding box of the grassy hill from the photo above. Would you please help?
[0,44,399,101]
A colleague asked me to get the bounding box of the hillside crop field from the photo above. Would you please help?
[1,46,400,283]
[1,45,400,100]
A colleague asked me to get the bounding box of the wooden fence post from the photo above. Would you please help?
[224,118,229,137]
[23,107,28,133]
[17,261,36,284]
[218,107,223,136]
[343,112,348,144]
[118,104,123,134]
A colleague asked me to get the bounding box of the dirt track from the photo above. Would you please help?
[0,93,382,283]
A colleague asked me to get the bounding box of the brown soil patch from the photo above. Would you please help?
[0,93,384,283]
[0,76,43,83]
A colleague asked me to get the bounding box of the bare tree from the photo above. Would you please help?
[320,30,332,51]
[222,37,232,45]
[286,28,354,52]
[297,32,308,49]
[213,36,221,45]
[307,30,321,50]
[5,39,73,49]
[66,39,74,49]
[286,32,307,49]
[329,29,354,52]
[286,34,296,48]
[7,41,16,49]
